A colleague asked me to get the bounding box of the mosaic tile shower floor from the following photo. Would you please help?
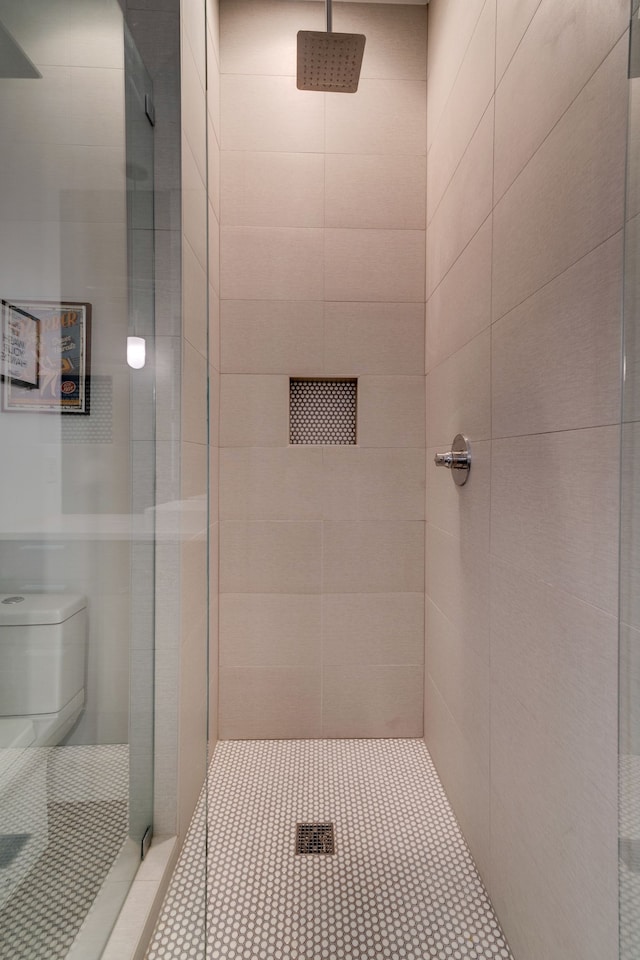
[147,739,513,960]
[620,753,640,960]
[0,744,128,960]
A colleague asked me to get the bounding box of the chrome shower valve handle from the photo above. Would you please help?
[434,434,471,486]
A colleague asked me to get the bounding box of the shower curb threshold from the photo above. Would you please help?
[99,836,178,960]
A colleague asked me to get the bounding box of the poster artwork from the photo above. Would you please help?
[0,302,39,389]
[1,301,91,414]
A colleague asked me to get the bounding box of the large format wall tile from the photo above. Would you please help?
[221,75,324,153]
[219,666,322,739]
[495,0,541,82]
[325,154,425,230]
[182,341,208,445]
[425,217,492,371]
[220,521,322,594]
[183,0,207,88]
[324,229,425,303]
[325,79,427,156]
[426,0,487,148]
[425,0,627,955]
[208,115,221,218]
[183,238,208,357]
[620,622,640,755]
[216,0,428,741]
[323,521,425,594]
[426,0,496,223]
[322,447,425,521]
[220,447,324,521]
[322,665,423,738]
[336,3,427,82]
[424,677,491,880]
[221,226,323,300]
[209,203,221,296]
[207,14,222,141]
[490,689,618,960]
[490,788,617,960]
[426,108,493,296]
[222,0,428,81]
[209,281,221,371]
[221,151,324,228]
[492,39,627,320]
[357,376,425,448]
[219,374,289,447]
[426,524,490,664]
[492,234,622,438]
[220,0,321,76]
[491,426,620,615]
[182,38,207,184]
[182,140,207,269]
[426,599,490,768]
[491,559,618,791]
[427,329,491,447]
[426,439,490,550]
[219,594,322,668]
[324,302,425,376]
[620,421,640,631]
[494,0,628,200]
[323,593,424,666]
[221,300,323,375]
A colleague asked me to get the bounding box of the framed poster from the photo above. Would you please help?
[1,301,39,390]
[2,301,91,414]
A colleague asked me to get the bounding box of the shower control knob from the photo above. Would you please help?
[434,434,471,486]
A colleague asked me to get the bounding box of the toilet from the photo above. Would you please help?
[0,593,87,909]
[0,593,87,748]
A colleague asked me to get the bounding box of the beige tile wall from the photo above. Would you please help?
[207,0,221,758]
[218,0,427,740]
[171,0,220,837]
[424,2,627,959]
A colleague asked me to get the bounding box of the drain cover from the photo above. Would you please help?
[296,822,335,855]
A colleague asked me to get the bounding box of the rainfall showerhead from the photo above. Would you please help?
[297,0,365,94]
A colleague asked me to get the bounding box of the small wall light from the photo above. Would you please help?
[127,336,146,369]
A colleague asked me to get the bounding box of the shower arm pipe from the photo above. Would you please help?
[326,0,332,33]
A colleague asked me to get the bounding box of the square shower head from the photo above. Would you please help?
[296,30,366,93]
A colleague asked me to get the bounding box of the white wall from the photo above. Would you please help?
[424,2,627,958]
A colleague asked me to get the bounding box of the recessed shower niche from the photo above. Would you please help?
[289,378,357,445]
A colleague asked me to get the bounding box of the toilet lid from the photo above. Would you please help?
[0,593,86,626]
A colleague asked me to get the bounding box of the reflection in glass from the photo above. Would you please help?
[0,2,155,956]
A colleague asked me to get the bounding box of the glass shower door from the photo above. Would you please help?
[621,4,640,957]
[0,2,156,956]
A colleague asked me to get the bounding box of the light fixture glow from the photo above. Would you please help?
[127,336,146,369]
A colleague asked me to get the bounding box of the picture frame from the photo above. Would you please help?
[1,301,40,390]
[1,300,91,414]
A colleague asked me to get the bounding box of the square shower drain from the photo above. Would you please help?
[295,822,335,855]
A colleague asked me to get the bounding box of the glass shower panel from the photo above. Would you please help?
[125,19,156,860]
[0,2,155,957]
[621,4,640,957]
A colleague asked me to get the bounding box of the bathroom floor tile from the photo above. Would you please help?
[0,744,128,960]
[620,753,640,960]
[147,739,513,960]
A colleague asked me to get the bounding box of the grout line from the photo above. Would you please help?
[488,0,497,815]
[427,97,494,230]
[494,28,629,206]
[494,0,543,86]
[426,0,489,150]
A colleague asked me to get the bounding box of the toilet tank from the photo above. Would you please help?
[0,594,87,717]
